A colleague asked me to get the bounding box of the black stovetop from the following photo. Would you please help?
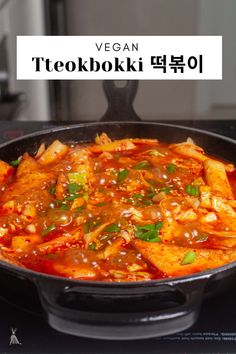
[0,119,236,354]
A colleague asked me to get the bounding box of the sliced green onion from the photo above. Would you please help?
[88,242,97,251]
[133,193,143,200]
[105,224,121,233]
[154,222,163,230]
[48,185,56,195]
[65,194,81,201]
[10,159,20,167]
[159,187,171,194]
[83,219,101,234]
[117,169,129,183]
[167,163,176,174]
[54,200,63,207]
[181,251,196,265]
[186,184,199,197]
[68,183,82,195]
[42,224,56,236]
[98,188,107,194]
[135,222,163,242]
[147,192,156,198]
[147,181,155,194]
[74,205,85,212]
[133,160,150,170]
[148,237,162,242]
[142,200,153,206]
[60,204,70,211]
[95,202,107,207]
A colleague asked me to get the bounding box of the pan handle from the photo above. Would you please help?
[35,276,210,340]
[101,80,141,121]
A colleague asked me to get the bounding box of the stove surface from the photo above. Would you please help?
[0,120,236,354]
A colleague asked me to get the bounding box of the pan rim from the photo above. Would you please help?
[1,120,236,148]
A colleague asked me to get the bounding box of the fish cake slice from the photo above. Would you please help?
[133,240,236,277]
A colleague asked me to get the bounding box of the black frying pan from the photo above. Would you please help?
[0,81,235,340]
